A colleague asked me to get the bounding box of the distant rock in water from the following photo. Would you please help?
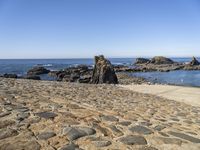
[150,56,174,64]
[190,57,200,66]
[135,58,150,64]
[91,55,118,84]
[3,74,18,78]
[27,66,50,75]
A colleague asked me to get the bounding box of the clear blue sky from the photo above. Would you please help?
[0,0,200,58]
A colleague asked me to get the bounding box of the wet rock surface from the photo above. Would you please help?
[1,78,200,149]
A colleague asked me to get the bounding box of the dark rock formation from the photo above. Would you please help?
[23,75,41,80]
[3,74,18,78]
[114,65,135,72]
[78,75,91,83]
[135,58,150,64]
[190,57,200,66]
[91,55,118,84]
[27,67,50,75]
[150,56,174,64]
[48,65,92,83]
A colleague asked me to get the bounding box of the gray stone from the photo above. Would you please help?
[15,107,29,112]
[168,131,200,143]
[92,140,112,147]
[77,127,96,135]
[0,111,11,117]
[118,121,132,126]
[16,112,30,121]
[92,123,110,136]
[0,128,18,140]
[129,125,153,135]
[108,125,123,136]
[62,127,96,141]
[35,111,58,119]
[139,121,152,126]
[37,132,56,140]
[101,115,119,122]
[4,106,13,111]
[58,143,82,150]
[119,135,147,145]
[154,125,166,131]
[3,100,11,105]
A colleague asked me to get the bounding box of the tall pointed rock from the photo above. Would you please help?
[91,55,118,84]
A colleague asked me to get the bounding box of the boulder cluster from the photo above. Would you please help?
[49,65,92,83]
[135,56,174,65]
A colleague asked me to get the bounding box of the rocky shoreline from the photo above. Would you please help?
[1,78,200,150]
[1,56,200,86]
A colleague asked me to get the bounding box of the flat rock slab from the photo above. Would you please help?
[119,135,147,145]
[62,126,96,141]
[129,125,153,135]
[37,132,56,140]
[168,131,200,143]
[35,112,58,119]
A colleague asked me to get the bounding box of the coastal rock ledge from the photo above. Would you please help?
[27,66,50,75]
[91,55,118,84]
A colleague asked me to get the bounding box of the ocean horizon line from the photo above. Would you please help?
[0,56,200,60]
